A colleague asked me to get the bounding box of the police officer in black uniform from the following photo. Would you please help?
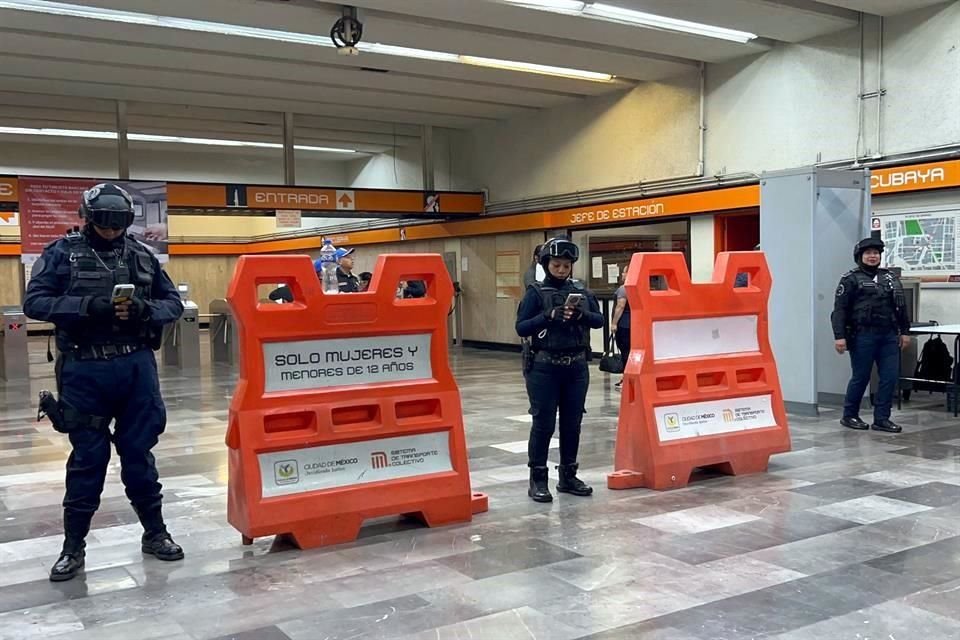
[24,184,185,581]
[516,237,603,503]
[831,237,911,434]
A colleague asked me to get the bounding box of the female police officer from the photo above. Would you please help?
[516,237,604,503]
[831,236,911,434]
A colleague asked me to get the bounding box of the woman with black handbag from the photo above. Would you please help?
[609,265,631,389]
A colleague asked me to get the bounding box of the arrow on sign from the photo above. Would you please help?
[335,190,356,211]
[0,212,17,224]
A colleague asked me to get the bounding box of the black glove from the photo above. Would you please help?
[118,297,149,323]
[87,296,115,321]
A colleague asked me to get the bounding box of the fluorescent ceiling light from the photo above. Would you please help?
[460,55,612,82]
[0,126,356,153]
[502,1,758,44]
[0,0,613,82]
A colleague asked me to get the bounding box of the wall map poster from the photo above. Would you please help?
[878,208,959,277]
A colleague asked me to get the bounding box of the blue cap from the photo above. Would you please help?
[335,247,354,260]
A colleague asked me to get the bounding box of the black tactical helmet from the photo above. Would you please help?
[854,236,884,263]
[539,236,579,268]
[79,183,135,230]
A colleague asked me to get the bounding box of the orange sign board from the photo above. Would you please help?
[0,177,17,203]
[870,160,960,195]
[166,182,484,215]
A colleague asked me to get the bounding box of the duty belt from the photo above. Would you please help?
[65,344,145,361]
[534,351,585,366]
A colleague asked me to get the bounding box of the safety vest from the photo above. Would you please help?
[59,231,156,347]
[530,279,590,354]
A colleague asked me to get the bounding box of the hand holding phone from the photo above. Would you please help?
[564,293,584,308]
[112,284,135,304]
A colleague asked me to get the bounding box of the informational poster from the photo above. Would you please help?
[275,209,302,228]
[607,263,620,284]
[591,256,603,278]
[655,394,776,442]
[878,209,959,276]
[495,250,522,299]
[258,431,453,497]
[19,177,169,263]
[263,333,433,392]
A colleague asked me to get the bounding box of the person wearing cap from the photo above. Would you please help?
[831,237,911,433]
[516,236,603,503]
[312,247,360,293]
[24,183,185,581]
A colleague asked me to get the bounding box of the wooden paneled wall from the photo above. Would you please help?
[0,257,23,306]
[460,231,544,345]
[163,255,238,314]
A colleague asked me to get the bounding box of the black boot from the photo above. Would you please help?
[136,507,184,561]
[557,463,593,497]
[872,418,903,433]
[528,466,553,503]
[142,530,185,561]
[49,538,85,582]
[840,416,869,430]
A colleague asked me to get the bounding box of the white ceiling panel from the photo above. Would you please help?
[811,0,950,16]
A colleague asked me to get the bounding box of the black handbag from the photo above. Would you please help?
[599,334,624,374]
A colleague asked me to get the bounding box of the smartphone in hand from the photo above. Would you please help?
[112,284,135,304]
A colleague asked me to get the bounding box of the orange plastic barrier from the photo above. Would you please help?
[225,253,487,548]
[608,251,791,491]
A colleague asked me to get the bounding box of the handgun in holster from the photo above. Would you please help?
[38,390,68,434]
[38,390,112,436]
[521,337,534,376]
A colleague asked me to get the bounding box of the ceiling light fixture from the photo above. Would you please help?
[502,0,758,44]
[0,0,614,82]
[0,126,357,153]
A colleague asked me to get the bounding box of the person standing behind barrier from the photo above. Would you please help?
[610,265,631,389]
[516,237,604,503]
[831,237,911,433]
[358,271,373,292]
[24,183,185,582]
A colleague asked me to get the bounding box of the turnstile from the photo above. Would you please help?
[0,306,29,381]
[161,300,200,370]
[209,299,239,365]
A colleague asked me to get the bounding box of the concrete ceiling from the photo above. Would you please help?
[0,0,946,159]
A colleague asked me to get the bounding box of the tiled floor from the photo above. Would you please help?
[1,337,959,639]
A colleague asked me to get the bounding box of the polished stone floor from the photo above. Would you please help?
[1,336,960,639]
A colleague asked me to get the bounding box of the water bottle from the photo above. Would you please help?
[319,239,339,294]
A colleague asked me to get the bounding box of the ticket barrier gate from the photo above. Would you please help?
[0,306,29,381]
[161,301,200,370]
[209,299,239,366]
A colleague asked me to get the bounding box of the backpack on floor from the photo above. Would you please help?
[915,336,954,384]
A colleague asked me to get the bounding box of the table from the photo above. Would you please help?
[900,324,960,417]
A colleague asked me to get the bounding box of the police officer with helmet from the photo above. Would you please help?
[516,237,604,503]
[24,183,185,581]
[831,236,911,434]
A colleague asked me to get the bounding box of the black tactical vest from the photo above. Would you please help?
[530,279,590,354]
[848,268,903,332]
[58,231,156,347]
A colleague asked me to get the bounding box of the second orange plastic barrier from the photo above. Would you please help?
[608,251,791,490]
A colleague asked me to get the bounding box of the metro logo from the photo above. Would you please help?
[371,451,389,469]
[0,184,12,197]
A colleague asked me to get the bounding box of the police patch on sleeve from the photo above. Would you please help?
[835,283,845,296]
[30,257,46,278]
